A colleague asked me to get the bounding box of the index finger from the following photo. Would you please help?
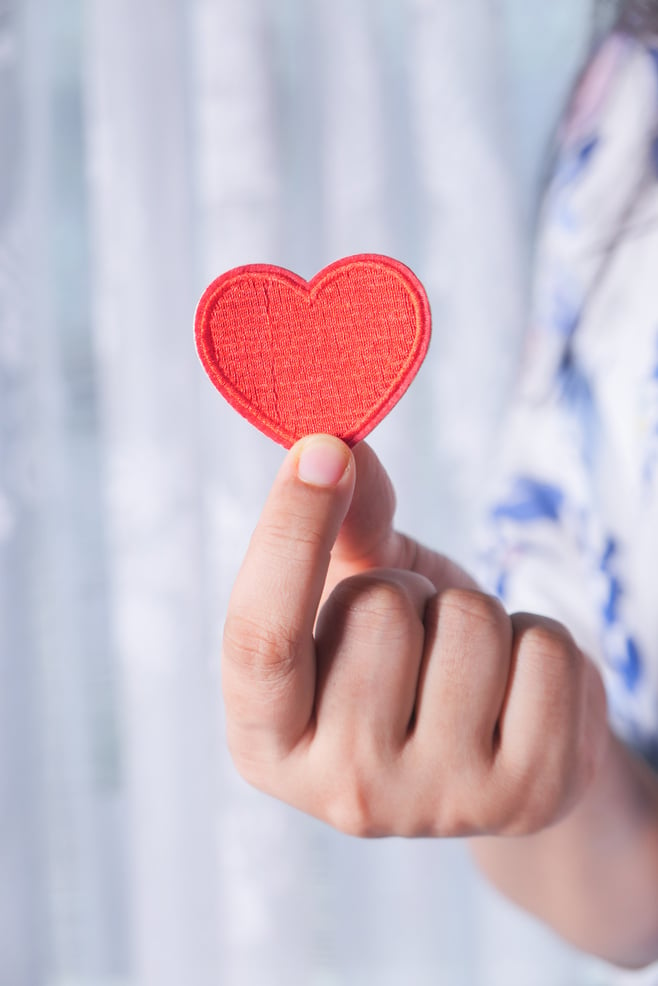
[222,435,355,764]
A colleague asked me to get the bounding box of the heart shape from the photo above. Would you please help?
[194,254,431,447]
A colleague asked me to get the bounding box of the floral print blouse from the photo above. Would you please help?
[479,32,658,768]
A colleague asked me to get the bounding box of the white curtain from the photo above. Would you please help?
[1,1,625,983]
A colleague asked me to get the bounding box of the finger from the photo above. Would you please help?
[223,434,355,763]
[314,569,436,756]
[329,442,479,594]
[331,441,398,567]
[413,589,512,769]
[498,614,587,826]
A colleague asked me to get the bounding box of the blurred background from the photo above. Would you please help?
[0,0,637,984]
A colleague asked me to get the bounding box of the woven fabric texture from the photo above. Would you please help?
[195,254,431,447]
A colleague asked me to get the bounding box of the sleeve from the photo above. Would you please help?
[476,31,658,676]
[476,381,603,661]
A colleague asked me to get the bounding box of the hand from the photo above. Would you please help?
[222,436,607,838]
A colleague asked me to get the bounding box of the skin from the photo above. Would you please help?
[222,435,658,969]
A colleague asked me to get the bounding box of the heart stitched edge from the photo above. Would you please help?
[194,253,432,448]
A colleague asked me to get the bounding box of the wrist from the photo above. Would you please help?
[470,726,658,968]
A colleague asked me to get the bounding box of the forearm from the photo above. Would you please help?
[470,729,658,968]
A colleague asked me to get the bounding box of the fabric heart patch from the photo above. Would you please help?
[194,254,431,448]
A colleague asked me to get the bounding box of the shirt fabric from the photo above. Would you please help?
[479,31,658,770]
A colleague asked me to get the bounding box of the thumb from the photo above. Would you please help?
[223,434,355,762]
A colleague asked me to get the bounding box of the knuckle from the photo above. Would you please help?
[514,616,582,686]
[223,611,300,688]
[437,588,507,636]
[325,763,380,838]
[330,575,419,637]
[430,794,472,838]
[328,801,373,839]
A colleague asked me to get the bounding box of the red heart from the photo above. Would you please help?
[194,254,431,448]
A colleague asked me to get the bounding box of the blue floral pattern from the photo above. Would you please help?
[479,33,658,764]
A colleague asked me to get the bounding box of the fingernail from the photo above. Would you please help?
[296,436,351,488]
